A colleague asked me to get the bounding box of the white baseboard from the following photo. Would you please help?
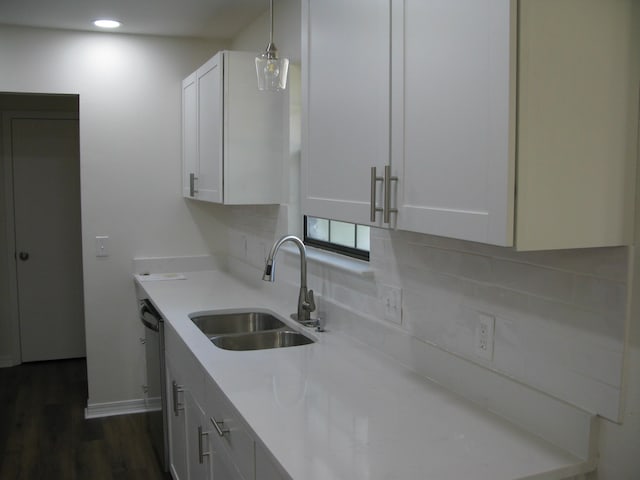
[0,355,16,368]
[85,398,149,419]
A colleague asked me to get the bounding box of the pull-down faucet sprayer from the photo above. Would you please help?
[263,235,317,326]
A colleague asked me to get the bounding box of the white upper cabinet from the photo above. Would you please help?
[302,0,638,250]
[195,55,223,203]
[182,71,199,200]
[301,0,391,227]
[513,0,637,250]
[182,50,286,205]
[393,0,515,246]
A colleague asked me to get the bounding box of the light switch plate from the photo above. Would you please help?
[95,235,109,257]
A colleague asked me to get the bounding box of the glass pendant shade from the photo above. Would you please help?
[255,50,289,91]
[256,0,289,91]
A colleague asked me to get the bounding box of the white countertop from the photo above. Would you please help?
[136,269,591,480]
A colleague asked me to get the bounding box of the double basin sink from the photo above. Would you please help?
[190,311,314,351]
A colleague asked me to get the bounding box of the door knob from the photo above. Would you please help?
[18,252,29,261]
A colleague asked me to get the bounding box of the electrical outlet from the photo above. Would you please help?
[382,284,402,325]
[475,313,495,361]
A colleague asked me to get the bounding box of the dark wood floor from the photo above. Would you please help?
[0,358,171,480]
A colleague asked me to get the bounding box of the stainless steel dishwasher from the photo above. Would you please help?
[139,299,169,472]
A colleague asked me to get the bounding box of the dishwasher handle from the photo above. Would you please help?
[139,300,161,332]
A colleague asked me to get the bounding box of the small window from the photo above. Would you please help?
[304,216,370,261]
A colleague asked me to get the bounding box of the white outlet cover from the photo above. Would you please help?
[475,312,495,361]
[382,284,402,325]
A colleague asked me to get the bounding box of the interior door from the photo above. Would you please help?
[10,115,85,362]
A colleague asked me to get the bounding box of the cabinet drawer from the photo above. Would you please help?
[206,377,255,480]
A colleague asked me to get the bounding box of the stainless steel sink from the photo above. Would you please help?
[190,310,315,351]
[211,330,314,351]
[191,311,287,337]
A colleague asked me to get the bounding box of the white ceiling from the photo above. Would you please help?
[0,0,268,39]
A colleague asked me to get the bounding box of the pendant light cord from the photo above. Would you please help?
[270,0,274,45]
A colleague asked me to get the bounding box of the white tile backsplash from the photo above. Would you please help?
[132,254,224,274]
[224,206,628,423]
[381,231,628,422]
[572,275,627,315]
[492,258,576,301]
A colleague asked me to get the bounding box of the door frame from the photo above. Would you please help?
[2,110,80,366]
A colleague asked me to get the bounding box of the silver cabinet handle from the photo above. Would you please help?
[197,425,210,464]
[383,165,398,224]
[210,416,229,437]
[172,381,184,415]
[189,172,198,196]
[370,167,384,222]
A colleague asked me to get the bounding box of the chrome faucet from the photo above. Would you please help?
[263,235,317,326]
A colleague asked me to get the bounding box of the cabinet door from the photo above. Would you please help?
[206,378,255,480]
[166,325,207,480]
[182,72,198,198]
[186,392,213,480]
[212,447,241,480]
[256,443,290,480]
[196,53,224,203]
[393,0,515,246]
[302,0,391,226]
[224,51,286,205]
[167,362,189,480]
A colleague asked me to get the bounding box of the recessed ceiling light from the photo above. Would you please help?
[93,19,122,29]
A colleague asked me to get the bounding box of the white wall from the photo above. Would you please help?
[232,0,302,64]
[0,25,228,406]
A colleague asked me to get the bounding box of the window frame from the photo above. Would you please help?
[303,215,370,261]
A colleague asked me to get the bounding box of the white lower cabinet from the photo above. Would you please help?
[167,361,189,480]
[185,392,213,479]
[205,378,255,480]
[166,325,288,480]
[166,326,215,480]
[255,444,288,480]
[211,442,240,480]
[167,351,211,479]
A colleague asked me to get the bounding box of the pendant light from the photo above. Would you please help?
[255,0,289,91]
